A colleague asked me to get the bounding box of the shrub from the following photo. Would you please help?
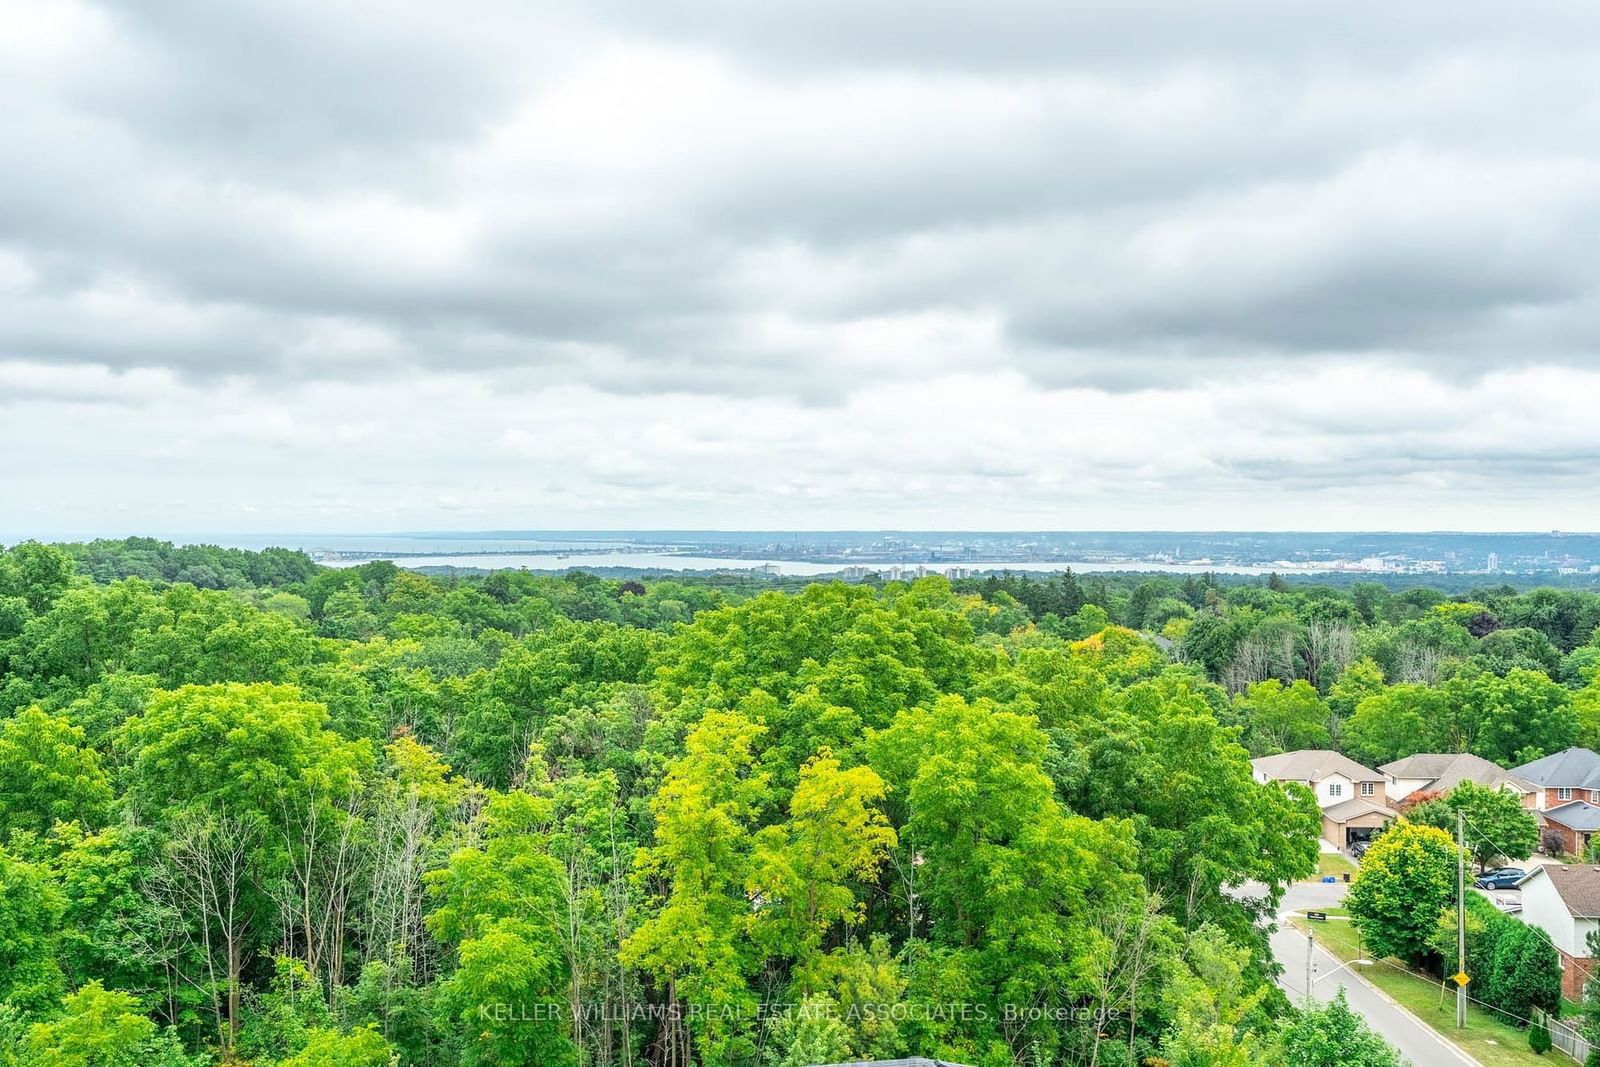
[1432,892,1508,990]
[1489,924,1562,1026]
[1530,1015,1551,1054]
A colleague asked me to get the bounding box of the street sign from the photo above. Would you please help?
[1452,972,1471,987]
[1306,911,1328,921]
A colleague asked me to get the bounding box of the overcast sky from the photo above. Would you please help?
[5,0,1600,537]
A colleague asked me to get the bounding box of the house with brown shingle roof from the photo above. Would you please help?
[1517,864,1600,999]
[1251,749,1397,852]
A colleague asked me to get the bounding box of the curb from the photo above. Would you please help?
[1282,911,1484,1067]
[1352,966,1484,1067]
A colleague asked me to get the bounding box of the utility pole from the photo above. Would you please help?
[1458,810,1467,1028]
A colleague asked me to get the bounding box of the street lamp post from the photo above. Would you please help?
[1302,923,1374,1004]
[1312,958,1375,986]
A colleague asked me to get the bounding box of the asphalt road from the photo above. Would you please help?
[1272,880,1480,1067]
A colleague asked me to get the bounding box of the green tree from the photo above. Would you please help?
[1405,781,1539,873]
[801,936,905,1061]
[1282,989,1405,1067]
[1233,679,1330,756]
[1159,925,1285,1067]
[120,682,371,826]
[1327,657,1385,719]
[1343,685,1446,769]
[1347,822,1460,967]
[1444,667,1575,766]
[426,790,574,1067]
[45,823,168,1000]
[1486,922,1560,1026]
[759,996,854,1067]
[236,957,333,1062]
[1431,892,1512,1006]
[120,682,373,1052]
[59,672,158,750]
[1530,1014,1552,1054]
[0,848,63,1014]
[1475,627,1562,677]
[1575,678,1600,752]
[0,707,113,841]
[1180,613,1247,680]
[19,586,115,689]
[1058,672,1321,937]
[869,694,1155,1065]
[3,542,74,615]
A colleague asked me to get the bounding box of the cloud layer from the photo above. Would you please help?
[4,1,1600,532]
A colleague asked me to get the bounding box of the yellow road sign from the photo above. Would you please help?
[1452,972,1471,987]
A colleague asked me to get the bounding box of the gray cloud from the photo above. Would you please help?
[6,1,1600,531]
[4,0,1600,399]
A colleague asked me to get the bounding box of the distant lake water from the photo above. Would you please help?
[322,551,1291,576]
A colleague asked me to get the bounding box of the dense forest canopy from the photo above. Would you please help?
[3,537,1597,1065]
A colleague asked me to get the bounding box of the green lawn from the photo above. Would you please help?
[1289,912,1557,1067]
[1311,851,1359,880]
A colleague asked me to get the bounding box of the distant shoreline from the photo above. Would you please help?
[19,530,1599,580]
[320,551,1290,576]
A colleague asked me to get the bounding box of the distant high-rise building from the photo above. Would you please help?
[1487,552,1500,572]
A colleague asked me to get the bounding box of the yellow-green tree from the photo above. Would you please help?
[1347,822,1461,966]
[622,709,769,1067]
[22,980,198,1067]
[750,748,895,989]
[282,1025,395,1067]
[0,707,113,842]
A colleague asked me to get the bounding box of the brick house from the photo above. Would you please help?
[1541,802,1600,857]
[1509,748,1600,853]
[1251,750,1396,852]
[1510,747,1600,812]
[1517,864,1600,1000]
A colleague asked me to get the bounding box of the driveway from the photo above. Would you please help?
[1473,885,1521,913]
[1270,881,1480,1067]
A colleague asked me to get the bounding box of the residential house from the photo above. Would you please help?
[1380,752,1537,807]
[1542,802,1600,857]
[1251,749,1396,852]
[1510,748,1600,853]
[1509,748,1600,812]
[1516,864,1600,999]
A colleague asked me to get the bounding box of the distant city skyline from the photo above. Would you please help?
[9,529,1598,581]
